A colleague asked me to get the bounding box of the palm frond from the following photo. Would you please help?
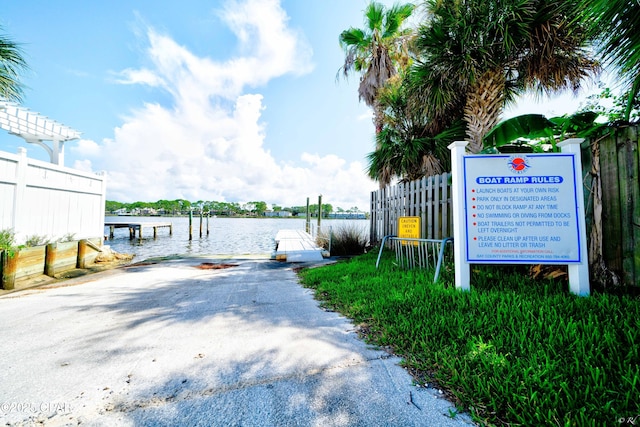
[0,29,28,102]
[365,2,385,32]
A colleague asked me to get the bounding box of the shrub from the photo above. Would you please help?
[23,234,50,247]
[0,228,20,259]
[319,223,369,256]
[57,233,76,243]
[0,229,16,252]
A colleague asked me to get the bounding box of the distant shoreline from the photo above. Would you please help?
[105,214,368,220]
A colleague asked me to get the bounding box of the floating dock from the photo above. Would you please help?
[273,229,327,262]
[105,222,173,240]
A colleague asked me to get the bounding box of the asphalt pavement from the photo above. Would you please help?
[0,257,475,426]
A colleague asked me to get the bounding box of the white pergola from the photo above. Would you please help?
[0,99,81,166]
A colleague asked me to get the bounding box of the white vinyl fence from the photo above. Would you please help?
[0,148,106,245]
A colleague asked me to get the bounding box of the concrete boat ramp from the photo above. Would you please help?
[0,257,474,426]
[272,229,328,262]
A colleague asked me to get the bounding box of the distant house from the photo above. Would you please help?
[264,210,292,218]
[328,212,367,219]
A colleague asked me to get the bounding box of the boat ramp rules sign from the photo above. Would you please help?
[463,153,582,264]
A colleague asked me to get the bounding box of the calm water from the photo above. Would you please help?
[104,216,369,261]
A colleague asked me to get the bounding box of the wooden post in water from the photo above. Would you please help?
[189,209,193,241]
[206,211,210,235]
[317,194,322,235]
[306,197,310,234]
[199,210,203,238]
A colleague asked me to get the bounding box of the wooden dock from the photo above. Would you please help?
[105,222,173,240]
[272,229,327,262]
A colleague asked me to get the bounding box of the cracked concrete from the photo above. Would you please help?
[0,257,475,426]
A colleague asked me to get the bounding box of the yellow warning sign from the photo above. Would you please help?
[398,216,420,245]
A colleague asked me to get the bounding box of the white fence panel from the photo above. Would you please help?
[0,148,106,244]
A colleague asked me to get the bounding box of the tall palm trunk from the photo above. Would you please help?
[372,99,390,188]
[464,68,506,153]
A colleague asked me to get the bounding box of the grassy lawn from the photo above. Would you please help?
[297,250,640,426]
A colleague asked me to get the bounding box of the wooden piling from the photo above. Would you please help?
[1,250,17,290]
[45,243,57,277]
[317,194,322,233]
[189,209,193,241]
[306,197,310,234]
[77,240,88,268]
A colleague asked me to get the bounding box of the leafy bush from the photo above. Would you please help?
[0,229,16,252]
[319,223,369,256]
[298,251,640,426]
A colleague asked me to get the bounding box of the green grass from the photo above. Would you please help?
[298,250,640,426]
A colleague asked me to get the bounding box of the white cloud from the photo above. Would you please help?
[83,0,375,210]
[72,159,94,173]
[70,139,101,157]
[115,68,166,87]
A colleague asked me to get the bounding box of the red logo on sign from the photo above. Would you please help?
[508,156,530,173]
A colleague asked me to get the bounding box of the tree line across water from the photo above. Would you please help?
[105,199,366,217]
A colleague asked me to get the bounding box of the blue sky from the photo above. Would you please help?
[0,0,599,210]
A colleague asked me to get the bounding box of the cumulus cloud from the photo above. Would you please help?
[81,0,375,210]
[71,139,101,157]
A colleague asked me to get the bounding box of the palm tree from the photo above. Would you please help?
[366,74,465,185]
[410,0,598,153]
[578,0,640,122]
[339,1,415,135]
[0,27,28,102]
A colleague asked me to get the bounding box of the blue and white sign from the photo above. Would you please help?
[463,153,582,263]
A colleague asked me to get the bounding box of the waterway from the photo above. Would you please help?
[104,216,369,261]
